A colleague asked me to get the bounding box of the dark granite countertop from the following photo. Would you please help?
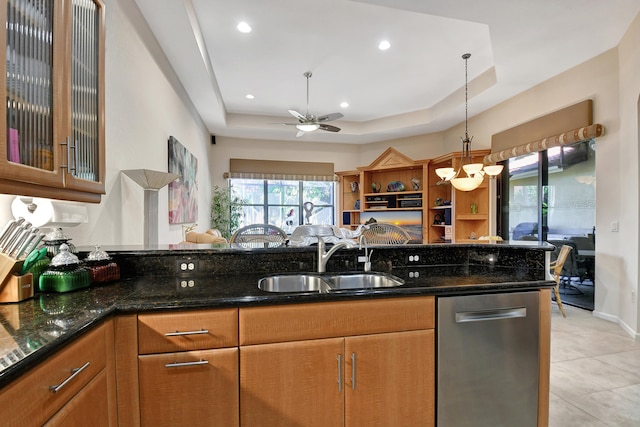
[0,242,555,388]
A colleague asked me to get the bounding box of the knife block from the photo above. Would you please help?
[0,253,32,302]
[0,252,24,285]
[0,272,34,303]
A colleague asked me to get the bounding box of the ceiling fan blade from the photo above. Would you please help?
[288,110,306,121]
[317,112,343,122]
[319,124,341,133]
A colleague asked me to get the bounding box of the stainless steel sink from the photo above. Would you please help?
[258,272,404,293]
[258,274,332,293]
[325,273,404,290]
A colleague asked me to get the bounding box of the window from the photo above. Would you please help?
[501,140,596,242]
[230,178,335,233]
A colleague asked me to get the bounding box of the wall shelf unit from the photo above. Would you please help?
[337,148,493,243]
[427,149,491,243]
[337,148,428,239]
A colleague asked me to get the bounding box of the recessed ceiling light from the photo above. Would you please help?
[378,40,391,50]
[340,102,349,108]
[237,22,252,33]
[245,94,255,99]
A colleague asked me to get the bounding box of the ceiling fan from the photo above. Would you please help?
[279,71,343,137]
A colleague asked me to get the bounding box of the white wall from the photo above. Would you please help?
[617,11,640,335]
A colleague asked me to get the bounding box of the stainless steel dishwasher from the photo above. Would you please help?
[437,291,540,427]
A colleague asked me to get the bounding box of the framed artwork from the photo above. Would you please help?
[360,211,422,240]
[168,136,197,224]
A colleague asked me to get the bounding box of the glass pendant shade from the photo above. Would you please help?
[436,167,456,180]
[296,123,320,132]
[462,163,484,175]
[450,175,484,191]
[483,164,504,177]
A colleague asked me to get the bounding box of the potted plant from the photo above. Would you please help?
[210,185,245,240]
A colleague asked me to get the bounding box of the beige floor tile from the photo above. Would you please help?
[550,362,608,398]
[549,305,639,427]
[548,396,609,427]
[555,356,640,390]
[567,390,640,427]
[595,349,640,372]
[611,383,640,406]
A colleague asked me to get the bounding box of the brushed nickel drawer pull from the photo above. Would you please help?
[49,361,90,393]
[337,354,343,392]
[165,359,209,368]
[351,353,356,390]
[165,329,209,337]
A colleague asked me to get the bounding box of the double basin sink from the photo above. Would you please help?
[258,272,405,293]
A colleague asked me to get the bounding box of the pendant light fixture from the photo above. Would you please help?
[436,53,503,191]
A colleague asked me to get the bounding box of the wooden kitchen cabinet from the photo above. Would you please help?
[345,330,434,426]
[138,348,239,427]
[239,296,435,427]
[0,0,106,203]
[0,319,116,427]
[44,369,112,427]
[241,338,345,426]
[136,308,240,427]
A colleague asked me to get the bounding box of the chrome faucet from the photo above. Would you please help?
[317,236,351,273]
[358,235,372,272]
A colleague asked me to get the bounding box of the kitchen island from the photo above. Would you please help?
[0,242,555,426]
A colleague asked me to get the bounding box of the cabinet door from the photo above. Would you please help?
[138,348,239,427]
[345,330,435,427]
[63,0,105,194]
[0,0,105,200]
[240,338,345,427]
[44,370,113,427]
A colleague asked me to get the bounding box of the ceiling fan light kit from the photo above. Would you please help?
[436,53,503,191]
[276,71,343,137]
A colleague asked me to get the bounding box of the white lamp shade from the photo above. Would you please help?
[296,123,320,132]
[484,164,504,177]
[462,163,484,175]
[435,167,456,180]
[450,175,483,192]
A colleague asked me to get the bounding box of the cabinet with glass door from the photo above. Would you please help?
[0,0,106,202]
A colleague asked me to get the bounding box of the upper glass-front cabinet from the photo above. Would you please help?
[0,0,105,202]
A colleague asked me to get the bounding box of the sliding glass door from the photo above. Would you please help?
[501,140,595,244]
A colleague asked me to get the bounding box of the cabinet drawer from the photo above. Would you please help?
[139,348,239,427]
[0,321,109,427]
[138,308,238,354]
[44,370,111,427]
[240,296,434,345]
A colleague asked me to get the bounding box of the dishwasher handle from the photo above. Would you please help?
[455,306,527,323]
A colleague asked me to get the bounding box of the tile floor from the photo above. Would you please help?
[549,304,640,426]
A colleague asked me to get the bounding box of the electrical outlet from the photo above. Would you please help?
[176,259,198,273]
[408,254,421,263]
[178,279,196,289]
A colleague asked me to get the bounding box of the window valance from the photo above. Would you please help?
[223,159,337,182]
[485,99,604,164]
[484,124,604,164]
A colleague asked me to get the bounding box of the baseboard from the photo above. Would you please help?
[592,310,639,339]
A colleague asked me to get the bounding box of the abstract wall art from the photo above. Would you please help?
[168,136,198,224]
